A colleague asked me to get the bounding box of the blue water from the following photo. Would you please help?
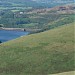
[0,30,29,43]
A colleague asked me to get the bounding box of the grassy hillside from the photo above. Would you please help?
[0,22,75,75]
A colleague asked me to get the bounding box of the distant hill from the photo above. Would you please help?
[0,0,74,8]
[0,4,74,29]
[0,0,74,4]
[0,22,74,74]
[32,0,74,3]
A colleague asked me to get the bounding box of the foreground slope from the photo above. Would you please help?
[0,23,75,75]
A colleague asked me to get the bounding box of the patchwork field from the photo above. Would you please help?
[0,22,75,75]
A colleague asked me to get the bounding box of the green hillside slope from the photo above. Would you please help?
[0,22,75,75]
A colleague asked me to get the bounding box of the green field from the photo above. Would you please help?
[0,22,75,75]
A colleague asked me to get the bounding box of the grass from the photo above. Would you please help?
[22,23,38,28]
[11,10,20,12]
[0,22,75,75]
[0,7,8,10]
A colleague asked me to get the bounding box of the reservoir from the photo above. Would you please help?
[0,30,29,43]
